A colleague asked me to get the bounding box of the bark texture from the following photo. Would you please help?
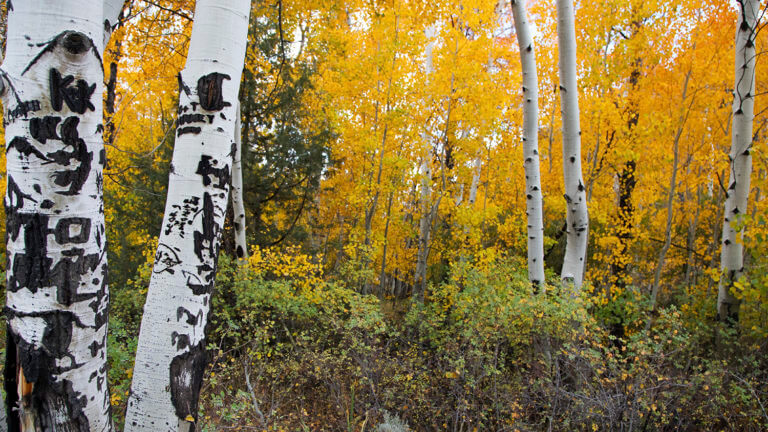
[556,0,589,288]
[124,1,251,430]
[2,1,116,430]
[718,0,758,324]
[511,0,545,286]
[231,102,248,260]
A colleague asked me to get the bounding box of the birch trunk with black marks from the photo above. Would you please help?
[124,1,251,430]
[231,102,248,260]
[2,1,121,430]
[556,0,588,289]
[718,0,758,324]
[511,0,545,286]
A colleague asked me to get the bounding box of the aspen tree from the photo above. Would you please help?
[556,0,588,288]
[1,1,122,429]
[232,103,248,260]
[415,25,438,299]
[718,0,759,324]
[124,1,251,430]
[510,0,545,285]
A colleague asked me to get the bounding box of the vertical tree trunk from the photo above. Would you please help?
[556,0,589,289]
[2,1,120,430]
[648,70,692,328]
[415,26,437,300]
[415,151,434,300]
[124,1,251,430]
[511,0,545,286]
[718,0,758,324]
[231,102,248,260]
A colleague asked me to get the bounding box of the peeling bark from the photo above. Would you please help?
[718,0,758,324]
[556,0,589,289]
[124,1,251,430]
[2,1,113,430]
[511,0,545,286]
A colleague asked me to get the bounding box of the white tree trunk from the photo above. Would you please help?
[511,0,546,286]
[415,150,433,299]
[231,102,248,260]
[718,0,758,323]
[556,0,588,289]
[2,1,114,430]
[415,26,437,299]
[124,1,251,430]
[103,0,126,46]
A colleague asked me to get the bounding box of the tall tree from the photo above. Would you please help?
[718,0,759,324]
[231,102,248,260]
[124,0,251,430]
[2,1,122,430]
[556,0,589,288]
[415,25,439,299]
[510,0,545,285]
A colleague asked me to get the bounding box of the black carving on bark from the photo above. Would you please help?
[195,155,230,190]
[169,341,207,423]
[197,73,231,111]
[49,69,96,114]
[30,116,62,144]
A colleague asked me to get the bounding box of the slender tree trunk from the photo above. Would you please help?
[2,1,121,430]
[379,189,395,292]
[511,0,545,286]
[415,26,437,300]
[556,0,589,289]
[685,185,702,288]
[718,0,758,324]
[231,102,248,260]
[125,1,251,430]
[415,151,433,300]
[648,70,692,327]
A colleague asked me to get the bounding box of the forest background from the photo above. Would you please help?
[2,0,768,430]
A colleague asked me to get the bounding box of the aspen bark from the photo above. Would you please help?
[415,151,434,299]
[718,0,758,324]
[231,103,248,260]
[556,0,588,289]
[124,1,251,430]
[103,0,126,46]
[1,1,121,429]
[415,26,437,299]
[511,0,545,285]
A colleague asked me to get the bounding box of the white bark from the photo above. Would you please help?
[2,1,111,430]
[125,1,251,430]
[556,0,588,289]
[103,0,126,46]
[231,102,248,260]
[511,0,545,285]
[415,150,433,298]
[718,0,758,323]
[415,26,437,298]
